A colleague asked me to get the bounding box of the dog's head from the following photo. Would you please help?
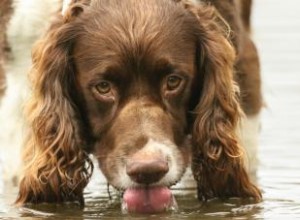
[73,0,199,190]
[17,0,261,207]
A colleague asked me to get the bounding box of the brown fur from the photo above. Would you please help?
[0,0,13,99]
[201,0,262,115]
[241,0,252,32]
[16,0,262,205]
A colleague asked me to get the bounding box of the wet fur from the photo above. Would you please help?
[15,0,262,205]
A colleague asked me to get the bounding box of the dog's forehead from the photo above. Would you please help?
[74,0,197,69]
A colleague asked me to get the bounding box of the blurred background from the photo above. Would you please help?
[253,0,300,217]
[0,0,300,219]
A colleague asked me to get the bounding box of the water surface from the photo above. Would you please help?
[1,0,300,219]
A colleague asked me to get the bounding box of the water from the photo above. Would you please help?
[1,0,300,219]
[0,170,263,219]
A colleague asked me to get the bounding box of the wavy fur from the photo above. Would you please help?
[16,10,93,204]
[178,2,261,201]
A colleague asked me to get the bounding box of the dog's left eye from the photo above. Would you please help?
[96,81,111,94]
[166,75,182,90]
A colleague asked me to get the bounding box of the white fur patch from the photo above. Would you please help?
[8,0,61,38]
[237,114,261,174]
[62,0,72,16]
[0,0,61,185]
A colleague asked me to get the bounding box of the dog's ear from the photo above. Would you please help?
[180,2,262,201]
[16,8,93,205]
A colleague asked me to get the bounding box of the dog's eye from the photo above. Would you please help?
[96,81,111,94]
[166,75,182,90]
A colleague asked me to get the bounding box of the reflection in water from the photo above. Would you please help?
[1,0,300,219]
[1,161,265,219]
[0,166,268,219]
[1,184,264,219]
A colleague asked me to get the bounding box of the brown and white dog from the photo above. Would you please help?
[1,0,262,213]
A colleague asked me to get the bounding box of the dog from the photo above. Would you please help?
[1,0,262,213]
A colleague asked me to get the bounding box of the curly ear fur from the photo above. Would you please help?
[178,1,262,201]
[16,5,93,205]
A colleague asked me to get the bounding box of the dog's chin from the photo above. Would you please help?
[121,186,178,214]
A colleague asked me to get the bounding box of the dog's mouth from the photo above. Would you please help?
[121,186,178,214]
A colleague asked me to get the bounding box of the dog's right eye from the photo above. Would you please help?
[95,81,111,94]
[92,80,116,102]
[166,75,182,91]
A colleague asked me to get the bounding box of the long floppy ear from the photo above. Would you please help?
[181,2,262,201]
[16,2,93,205]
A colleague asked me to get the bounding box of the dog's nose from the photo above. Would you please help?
[126,158,169,184]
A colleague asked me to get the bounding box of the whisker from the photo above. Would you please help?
[107,182,112,200]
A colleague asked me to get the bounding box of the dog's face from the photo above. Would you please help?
[73,0,198,189]
[16,0,262,207]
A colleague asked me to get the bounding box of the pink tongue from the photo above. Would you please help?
[122,187,176,213]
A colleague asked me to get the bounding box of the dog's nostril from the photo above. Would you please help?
[126,159,169,184]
